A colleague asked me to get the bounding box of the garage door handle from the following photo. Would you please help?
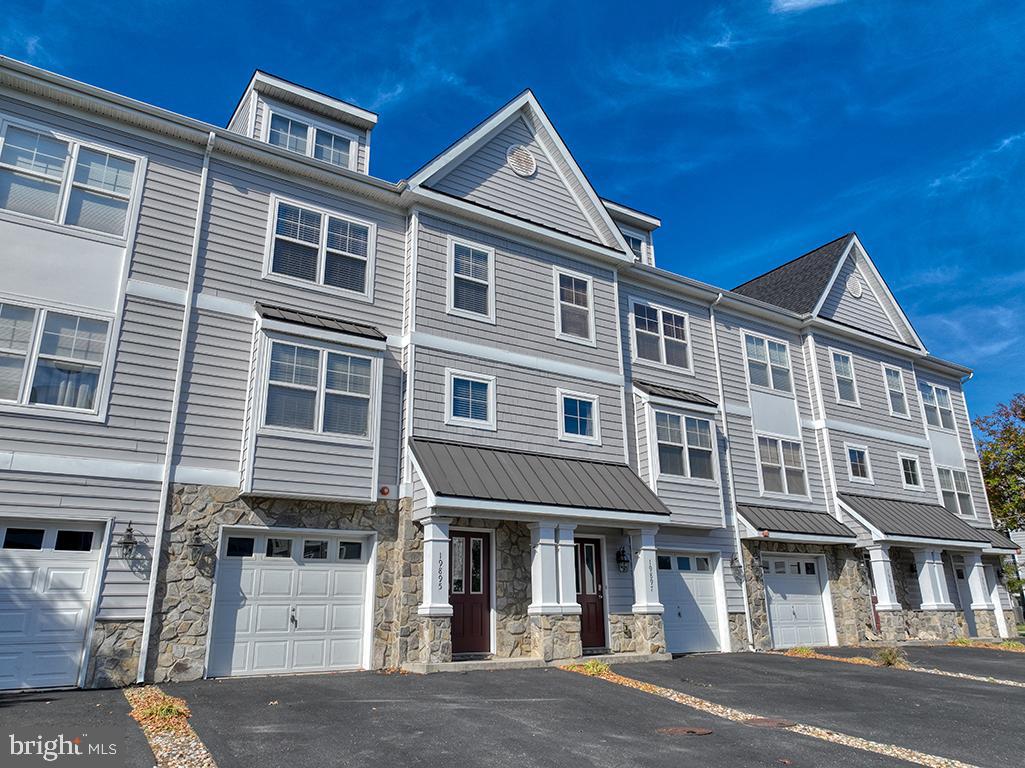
[290,607,297,628]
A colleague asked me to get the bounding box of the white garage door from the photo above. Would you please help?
[0,519,105,690]
[657,553,721,653]
[763,556,829,648]
[208,530,371,678]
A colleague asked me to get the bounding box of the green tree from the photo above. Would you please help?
[974,393,1025,533]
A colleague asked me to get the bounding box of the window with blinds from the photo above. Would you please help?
[449,240,494,321]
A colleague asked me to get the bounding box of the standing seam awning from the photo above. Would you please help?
[736,504,857,540]
[839,493,989,544]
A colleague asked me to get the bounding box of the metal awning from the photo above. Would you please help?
[633,379,717,408]
[839,493,989,547]
[977,528,1020,553]
[736,504,857,542]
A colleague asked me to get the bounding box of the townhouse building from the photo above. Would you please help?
[0,57,1017,692]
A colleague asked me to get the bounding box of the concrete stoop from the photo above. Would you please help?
[401,650,671,674]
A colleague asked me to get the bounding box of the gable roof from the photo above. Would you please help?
[732,233,855,314]
[406,90,632,258]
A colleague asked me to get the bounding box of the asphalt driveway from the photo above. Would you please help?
[817,643,1025,682]
[615,651,1025,768]
[0,687,155,768]
[165,667,907,768]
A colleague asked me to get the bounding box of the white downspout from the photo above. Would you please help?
[710,293,755,650]
[136,131,216,683]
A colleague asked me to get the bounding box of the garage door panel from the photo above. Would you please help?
[764,558,830,649]
[36,607,85,639]
[658,553,722,654]
[332,570,364,597]
[295,603,328,631]
[0,609,29,635]
[252,641,289,672]
[44,568,90,593]
[331,604,363,630]
[258,569,294,597]
[298,570,330,597]
[292,639,327,669]
[254,604,290,633]
[329,637,361,667]
[1,568,37,591]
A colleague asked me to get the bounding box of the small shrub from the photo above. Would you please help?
[875,647,907,668]
[785,646,816,658]
[998,640,1025,651]
[950,637,973,647]
[579,659,611,676]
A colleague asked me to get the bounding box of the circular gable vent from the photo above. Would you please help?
[506,144,537,177]
[847,274,864,299]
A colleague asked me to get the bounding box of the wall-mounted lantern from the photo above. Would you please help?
[187,528,207,563]
[616,547,631,573]
[119,522,137,559]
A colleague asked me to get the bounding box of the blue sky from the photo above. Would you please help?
[4,0,1023,417]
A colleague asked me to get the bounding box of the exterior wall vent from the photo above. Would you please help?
[847,274,863,299]
[506,144,537,177]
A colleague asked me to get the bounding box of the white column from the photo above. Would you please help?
[528,522,561,614]
[418,517,453,617]
[914,548,955,610]
[628,527,663,614]
[556,523,581,614]
[866,545,901,611]
[963,552,992,610]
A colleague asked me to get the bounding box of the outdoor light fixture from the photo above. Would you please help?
[119,522,137,559]
[187,528,207,563]
[616,546,630,573]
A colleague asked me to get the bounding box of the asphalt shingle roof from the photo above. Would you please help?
[736,504,856,539]
[839,494,989,543]
[731,233,855,314]
[410,438,669,515]
[632,380,717,408]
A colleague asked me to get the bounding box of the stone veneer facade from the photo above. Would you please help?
[607,613,667,655]
[86,619,144,688]
[529,614,582,662]
[742,541,876,650]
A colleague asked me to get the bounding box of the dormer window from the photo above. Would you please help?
[265,108,357,171]
[620,227,649,263]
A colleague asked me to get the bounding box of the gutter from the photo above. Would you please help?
[136,130,216,683]
[709,292,755,650]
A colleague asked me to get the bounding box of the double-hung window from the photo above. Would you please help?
[831,351,858,405]
[655,411,714,480]
[264,340,372,438]
[445,370,495,430]
[757,436,806,495]
[921,383,955,430]
[0,300,111,413]
[937,467,974,517]
[555,270,593,343]
[559,390,600,443]
[266,111,357,170]
[268,199,373,297]
[0,122,137,236]
[448,239,494,321]
[633,302,690,370]
[900,454,922,489]
[745,334,792,393]
[883,365,909,417]
[846,445,873,483]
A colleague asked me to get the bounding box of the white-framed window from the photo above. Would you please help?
[0,118,140,237]
[447,237,495,323]
[899,453,923,489]
[261,338,374,439]
[920,382,956,431]
[744,333,792,393]
[558,389,601,444]
[265,197,375,299]
[632,301,691,371]
[655,411,715,480]
[554,268,594,344]
[830,350,859,405]
[845,443,873,484]
[620,227,649,262]
[265,106,358,171]
[937,467,974,517]
[444,369,496,430]
[0,299,112,414]
[882,365,909,417]
[756,435,807,496]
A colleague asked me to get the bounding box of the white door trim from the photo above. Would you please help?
[77,517,114,688]
[657,548,728,653]
[761,552,837,648]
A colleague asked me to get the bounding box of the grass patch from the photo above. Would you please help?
[949,637,973,647]
[874,647,908,668]
[572,659,612,677]
[784,646,816,658]
[124,686,193,735]
[998,640,1025,651]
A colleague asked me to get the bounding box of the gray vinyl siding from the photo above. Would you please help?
[411,467,430,517]
[618,281,721,405]
[0,296,181,463]
[411,347,625,461]
[248,431,375,501]
[656,527,745,612]
[227,92,255,135]
[819,255,903,343]
[432,116,597,243]
[829,428,939,503]
[813,333,925,437]
[415,214,621,371]
[633,392,650,485]
[575,526,634,615]
[173,309,253,473]
[0,470,162,618]
[195,159,405,334]
[378,345,403,488]
[253,97,265,142]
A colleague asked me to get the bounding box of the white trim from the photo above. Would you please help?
[828,347,860,408]
[261,193,377,304]
[898,452,924,490]
[194,291,256,318]
[260,99,361,172]
[424,497,669,526]
[445,235,496,324]
[812,417,931,449]
[556,387,602,445]
[125,278,188,306]
[408,331,623,385]
[843,442,874,485]
[650,407,719,487]
[244,72,378,127]
[741,329,795,397]
[444,368,497,431]
[810,237,858,318]
[76,516,114,688]
[918,379,959,435]
[935,464,977,519]
[803,334,843,522]
[628,297,694,375]
[881,362,912,419]
[753,432,812,501]
[742,530,858,545]
[171,465,240,486]
[846,236,926,350]
[0,449,162,480]
[552,266,596,346]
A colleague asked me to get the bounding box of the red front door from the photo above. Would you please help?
[450,531,491,655]
[576,538,606,649]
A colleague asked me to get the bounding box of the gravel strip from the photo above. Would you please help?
[566,667,981,768]
[123,686,218,768]
[905,665,1025,688]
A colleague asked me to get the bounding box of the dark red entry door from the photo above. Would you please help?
[575,538,606,649]
[450,531,490,654]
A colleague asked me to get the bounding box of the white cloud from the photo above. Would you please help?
[929,131,1025,190]
[770,0,843,13]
